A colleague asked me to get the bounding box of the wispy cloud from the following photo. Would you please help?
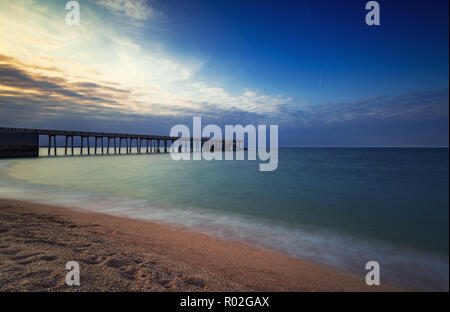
[1,51,447,128]
[277,91,449,129]
[0,0,294,120]
[95,0,153,21]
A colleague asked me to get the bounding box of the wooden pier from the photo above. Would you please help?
[0,127,243,158]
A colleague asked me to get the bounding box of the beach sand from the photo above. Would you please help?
[0,199,394,291]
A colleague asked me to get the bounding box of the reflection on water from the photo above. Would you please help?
[39,147,163,156]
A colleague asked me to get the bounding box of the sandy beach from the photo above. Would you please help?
[0,199,395,291]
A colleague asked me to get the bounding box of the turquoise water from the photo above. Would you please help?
[0,148,448,290]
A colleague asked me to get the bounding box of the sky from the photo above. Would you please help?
[0,0,448,147]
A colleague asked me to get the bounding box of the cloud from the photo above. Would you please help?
[278,91,449,127]
[95,0,153,21]
[1,57,447,146]
[0,0,295,120]
[0,54,286,125]
[1,53,447,129]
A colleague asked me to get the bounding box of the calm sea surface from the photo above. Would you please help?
[0,148,448,290]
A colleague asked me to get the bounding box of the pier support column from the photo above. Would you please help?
[52,136,57,156]
[87,137,90,155]
[65,136,68,155]
[114,138,117,154]
[119,138,123,154]
[164,140,167,153]
[68,136,71,155]
[48,135,51,156]
[101,137,104,155]
[146,139,149,154]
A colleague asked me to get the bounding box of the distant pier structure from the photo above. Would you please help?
[0,127,243,158]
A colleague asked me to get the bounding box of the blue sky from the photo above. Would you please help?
[0,0,448,146]
[156,0,449,100]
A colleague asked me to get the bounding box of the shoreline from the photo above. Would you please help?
[0,198,397,291]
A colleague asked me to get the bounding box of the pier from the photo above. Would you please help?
[0,127,243,158]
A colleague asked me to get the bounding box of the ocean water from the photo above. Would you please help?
[0,148,448,290]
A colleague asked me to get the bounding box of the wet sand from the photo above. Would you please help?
[0,199,395,291]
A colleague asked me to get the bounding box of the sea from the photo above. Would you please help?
[0,147,448,290]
